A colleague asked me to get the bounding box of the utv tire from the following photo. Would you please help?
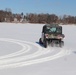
[59,41,64,47]
[51,41,54,47]
[39,38,43,44]
[43,40,48,48]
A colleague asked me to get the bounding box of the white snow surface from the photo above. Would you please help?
[0,23,76,75]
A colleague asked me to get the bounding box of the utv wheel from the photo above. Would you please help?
[39,38,43,44]
[59,41,64,47]
[50,41,54,47]
[51,42,54,47]
[43,40,48,48]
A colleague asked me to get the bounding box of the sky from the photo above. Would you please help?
[0,0,76,16]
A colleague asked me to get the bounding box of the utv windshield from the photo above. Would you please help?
[46,27,62,34]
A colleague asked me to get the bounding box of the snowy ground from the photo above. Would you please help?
[0,23,76,75]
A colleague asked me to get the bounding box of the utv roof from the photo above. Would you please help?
[45,24,61,27]
[42,24,62,33]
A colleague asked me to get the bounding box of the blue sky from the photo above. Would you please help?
[0,0,76,16]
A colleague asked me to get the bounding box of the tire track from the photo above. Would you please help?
[0,38,31,59]
[0,38,71,69]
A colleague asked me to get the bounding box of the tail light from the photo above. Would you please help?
[45,34,49,38]
[57,34,65,39]
[57,35,63,39]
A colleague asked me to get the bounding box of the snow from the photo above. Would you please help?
[0,23,76,75]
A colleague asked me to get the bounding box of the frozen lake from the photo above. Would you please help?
[0,23,76,75]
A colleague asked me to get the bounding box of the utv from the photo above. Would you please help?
[39,24,65,48]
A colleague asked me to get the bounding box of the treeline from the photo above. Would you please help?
[0,10,13,22]
[0,9,26,22]
[0,9,76,24]
[26,13,76,24]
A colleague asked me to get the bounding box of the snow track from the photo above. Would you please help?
[0,38,71,69]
